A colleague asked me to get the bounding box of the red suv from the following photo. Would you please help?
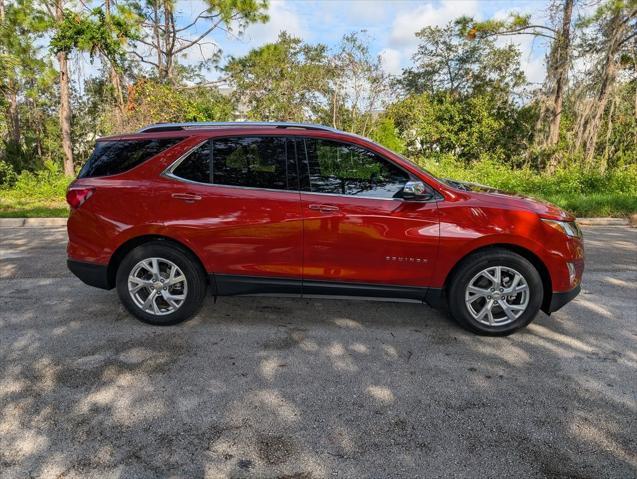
[66,122,584,335]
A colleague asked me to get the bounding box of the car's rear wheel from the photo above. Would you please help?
[116,241,207,325]
[447,249,544,335]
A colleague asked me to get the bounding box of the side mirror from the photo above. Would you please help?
[403,180,433,201]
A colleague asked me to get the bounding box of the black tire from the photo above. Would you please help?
[116,241,207,326]
[447,248,544,336]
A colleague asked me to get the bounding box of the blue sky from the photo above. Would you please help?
[173,0,555,84]
[70,0,570,86]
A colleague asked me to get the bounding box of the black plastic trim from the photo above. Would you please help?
[303,279,427,301]
[546,284,581,314]
[67,260,112,290]
[423,288,445,309]
[212,274,428,301]
[214,274,301,296]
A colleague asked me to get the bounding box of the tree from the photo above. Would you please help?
[0,0,53,169]
[325,32,392,136]
[399,20,525,100]
[466,1,576,165]
[43,0,74,175]
[573,0,637,170]
[50,3,140,174]
[133,0,268,82]
[224,32,330,121]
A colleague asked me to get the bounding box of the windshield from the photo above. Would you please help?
[395,153,440,180]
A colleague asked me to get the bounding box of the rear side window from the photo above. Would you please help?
[78,138,182,178]
[171,136,298,191]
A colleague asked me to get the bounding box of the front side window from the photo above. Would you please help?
[78,138,182,178]
[302,139,410,199]
[171,136,297,191]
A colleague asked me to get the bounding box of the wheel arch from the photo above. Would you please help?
[443,243,553,314]
[107,234,209,289]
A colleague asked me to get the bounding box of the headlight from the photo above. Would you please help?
[542,219,582,238]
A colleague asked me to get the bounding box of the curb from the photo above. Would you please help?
[0,216,634,227]
[576,217,630,226]
[0,218,68,227]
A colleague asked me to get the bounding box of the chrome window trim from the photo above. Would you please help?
[298,137,442,203]
[161,137,441,203]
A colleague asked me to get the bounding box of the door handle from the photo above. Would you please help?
[308,203,339,213]
[171,193,201,203]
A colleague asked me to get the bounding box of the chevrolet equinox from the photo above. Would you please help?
[66,122,584,335]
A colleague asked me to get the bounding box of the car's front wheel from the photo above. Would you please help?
[447,249,544,335]
[116,241,207,325]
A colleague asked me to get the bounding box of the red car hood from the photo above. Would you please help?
[444,179,575,221]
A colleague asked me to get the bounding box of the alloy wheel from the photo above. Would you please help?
[128,257,188,316]
[464,266,530,326]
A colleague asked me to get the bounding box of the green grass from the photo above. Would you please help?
[540,192,637,218]
[0,193,68,218]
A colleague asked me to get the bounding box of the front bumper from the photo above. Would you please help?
[546,284,581,313]
[67,259,112,290]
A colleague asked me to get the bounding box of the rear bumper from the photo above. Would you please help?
[67,259,112,290]
[546,284,581,314]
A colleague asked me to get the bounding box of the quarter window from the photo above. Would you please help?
[172,141,211,184]
[302,139,410,198]
[78,138,182,178]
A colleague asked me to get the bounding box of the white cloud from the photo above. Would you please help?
[344,1,389,23]
[241,0,304,45]
[389,0,480,49]
[379,48,402,75]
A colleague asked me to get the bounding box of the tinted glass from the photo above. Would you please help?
[212,136,296,190]
[172,141,211,183]
[302,139,409,198]
[78,138,181,178]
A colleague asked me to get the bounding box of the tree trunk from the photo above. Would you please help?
[600,94,616,174]
[1,0,20,152]
[163,0,176,82]
[547,0,573,146]
[6,84,20,147]
[152,2,163,78]
[55,0,73,175]
[545,0,574,174]
[104,0,125,124]
[58,50,74,176]
[581,11,625,167]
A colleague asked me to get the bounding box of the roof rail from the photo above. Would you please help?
[138,121,339,133]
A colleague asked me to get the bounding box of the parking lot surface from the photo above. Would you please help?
[1,225,636,478]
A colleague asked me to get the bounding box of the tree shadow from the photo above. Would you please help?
[1,225,636,477]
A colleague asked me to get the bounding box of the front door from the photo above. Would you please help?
[299,138,439,296]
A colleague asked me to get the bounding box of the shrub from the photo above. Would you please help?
[417,155,637,198]
[9,160,72,199]
[0,159,17,187]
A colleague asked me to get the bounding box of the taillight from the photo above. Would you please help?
[66,187,94,209]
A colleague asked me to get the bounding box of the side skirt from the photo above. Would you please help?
[212,274,433,303]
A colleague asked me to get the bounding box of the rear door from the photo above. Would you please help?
[299,137,439,293]
[159,135,304,295]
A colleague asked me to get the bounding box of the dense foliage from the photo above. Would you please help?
[0,0,636,217]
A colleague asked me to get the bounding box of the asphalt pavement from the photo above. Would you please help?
[1,225,636,478]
